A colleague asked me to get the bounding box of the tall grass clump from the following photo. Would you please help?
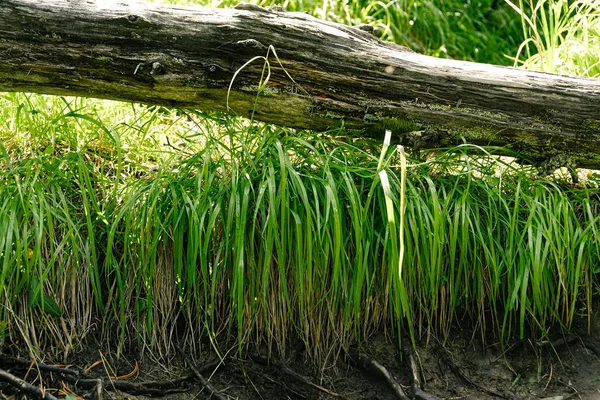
[0,93,206,358]
[399,151,600,343]
[0,94,119,359]
[1,92,599,366]
[101,125,407,363]
[507,0,600,76]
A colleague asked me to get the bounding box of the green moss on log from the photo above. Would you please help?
[583,119,600,134]
[364,117,419,136]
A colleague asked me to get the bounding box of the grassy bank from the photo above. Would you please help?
[1,0,600,368]
[1,93,599,365]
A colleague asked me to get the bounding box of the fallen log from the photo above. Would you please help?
[1,0,600,168]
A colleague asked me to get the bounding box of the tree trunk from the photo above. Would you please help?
[1,0,600,168]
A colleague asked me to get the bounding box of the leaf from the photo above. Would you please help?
[41,295,62,318]
[0,321,8,337]
[29,278,42,309]
[28,278,62,317]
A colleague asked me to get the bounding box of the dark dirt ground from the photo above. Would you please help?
[1,311,600,400]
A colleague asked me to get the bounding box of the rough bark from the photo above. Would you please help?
[1,0,600,168]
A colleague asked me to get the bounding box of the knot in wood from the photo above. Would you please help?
[233,3,271,13]
[125,14,153,28]
[357,24,374,33]
[150,62,164,75]
[235,39,266,50]
[266,5,284,12]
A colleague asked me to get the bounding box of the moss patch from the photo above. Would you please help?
[370,117,419,135]
[583,119,600,134]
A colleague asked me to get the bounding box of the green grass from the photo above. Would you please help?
[507,0,600,76]
[1,93,599,365]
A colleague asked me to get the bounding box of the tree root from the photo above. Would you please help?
[249,353,344,398]
[0,355,80,377]
[401,338,441,400]
[347,348,411,400]
[177,345,228,400]
[537,335,600,357]
[580,339,600,358]
[0,352,222,399]
[0,367,59,400]
[438,346,509,399]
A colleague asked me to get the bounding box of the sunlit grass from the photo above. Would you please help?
[507,0,600,77]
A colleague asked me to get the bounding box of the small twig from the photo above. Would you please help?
[0,367,59,400]
[58,382,84,400]
[98,352,117,395]
[347,348,411,400]
[24,358,36,382]
[85,360,103,373]
[165,136,193,155]
[280,365,342,398]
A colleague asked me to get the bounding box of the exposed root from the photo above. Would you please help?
[249,353,344,398]
[439,346,509,399]
[0,355,80,377]
[0,367,59,400]
[0,353,222,398]
[347,348,411,400]
[95,378,103,400]
[401,338,441,400]
[178,345,228,400]
[537,336,600,358]
[580,339,600,358]
[537,336,579,349]
[73,374,195,396]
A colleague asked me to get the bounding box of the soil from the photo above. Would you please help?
[1,312,600,400]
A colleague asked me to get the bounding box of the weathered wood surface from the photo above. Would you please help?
[1,0,600,167]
